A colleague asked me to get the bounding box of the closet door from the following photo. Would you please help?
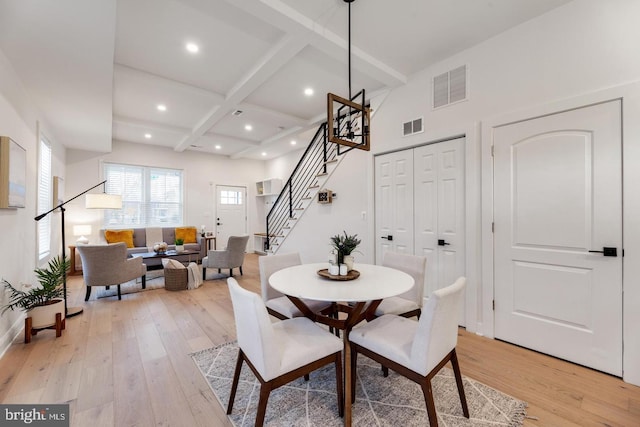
[414,138,465,321]
[375,150,414,263]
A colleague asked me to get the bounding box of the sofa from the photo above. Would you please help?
[96,226,207,269]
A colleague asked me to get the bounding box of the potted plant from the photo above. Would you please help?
[330,231,361,271]
[1,256,70,342]
[175,238,185,253]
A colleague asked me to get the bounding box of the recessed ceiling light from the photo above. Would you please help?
[245,124,253,131]
[186,42,199,53]
[144,133,152,139]
[304,87,314,96]
[215,145,221,150]
[290,140,297,145]
[157,104,167,112]
[261,152,267,156]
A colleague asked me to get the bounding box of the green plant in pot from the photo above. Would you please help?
[175,238,185,253]
[330,231,362,270]
[1,256,70,339]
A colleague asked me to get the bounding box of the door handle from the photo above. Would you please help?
[380,235,393,241]
[588,247,617,257]
[438,239,450,246]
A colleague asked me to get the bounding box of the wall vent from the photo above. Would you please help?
[432,65,467,109]
[402,117,424,137]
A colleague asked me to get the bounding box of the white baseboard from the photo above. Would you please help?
[0,314,25,359]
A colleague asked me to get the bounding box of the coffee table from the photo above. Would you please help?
[130,250,199,270]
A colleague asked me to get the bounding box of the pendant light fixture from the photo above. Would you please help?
[327,0,370,154]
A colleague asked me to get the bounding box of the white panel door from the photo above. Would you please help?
[493,100,622,375]
[216,185,247,247]
[414,138,465,324]
[375,150,414,263]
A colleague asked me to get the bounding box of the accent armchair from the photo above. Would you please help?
[76,242,147,301]
[202,235,249,280]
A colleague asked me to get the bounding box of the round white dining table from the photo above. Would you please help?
[269,262,414,303]
[269,262,414,427]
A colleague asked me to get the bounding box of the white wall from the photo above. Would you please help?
[275,0,640,385]
[0,49,66,355]
[64,140,268,251]
[272,149,372,264]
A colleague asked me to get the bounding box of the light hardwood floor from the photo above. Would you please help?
[1,253,639,426]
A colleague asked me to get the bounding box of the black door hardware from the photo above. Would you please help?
[588,247,617,257]
[438,239,450,246]
[381,235,393,241]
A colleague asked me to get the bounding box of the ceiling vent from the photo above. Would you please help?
[231,109,243,116]
[402,117,423,137]
[432,65,467,109]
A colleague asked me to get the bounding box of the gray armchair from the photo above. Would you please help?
[76,243,147,301]
[202,235,250,280]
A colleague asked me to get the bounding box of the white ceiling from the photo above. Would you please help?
[0,0,572,160]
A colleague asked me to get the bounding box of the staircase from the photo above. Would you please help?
[265,122,344,253]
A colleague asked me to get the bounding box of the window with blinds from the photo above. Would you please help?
[37,137,52,260]
[103,163,183,228]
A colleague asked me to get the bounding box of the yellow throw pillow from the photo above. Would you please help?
[104,229,134,248]
[175,227,197,244]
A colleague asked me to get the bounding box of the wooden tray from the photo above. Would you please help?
[317,269,360,281]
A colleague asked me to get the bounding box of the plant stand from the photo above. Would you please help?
[24,313,65,343]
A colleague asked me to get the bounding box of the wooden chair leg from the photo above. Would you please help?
[202,267,207,280]
[55,313,63,337]
[421,378,438,427]
[218,268,221,274]
[229,268,233,277]
[105,285,110,290]
[255,383,272,427]
[227,350,244,415]
[142,274,146,289]
[450,349,469,417]
[304,374,310,381]
[24,317,32,344]
[382,365,389,377]
[239,265,243,275]
[117,285,122,300]
[335,352,344,417]
[85,286,92,301]
[350,342,358,403]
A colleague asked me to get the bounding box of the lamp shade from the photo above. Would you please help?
[73,224,92,236]
[85,193,122,209]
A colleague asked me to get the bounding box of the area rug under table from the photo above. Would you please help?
[191,342,527,427]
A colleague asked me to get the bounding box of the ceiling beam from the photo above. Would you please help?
[173,32,311,152]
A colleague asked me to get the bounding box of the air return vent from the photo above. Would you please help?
[402,117,423,137]
[432,65,467,109]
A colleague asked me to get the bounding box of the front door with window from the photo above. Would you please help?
[215,185,247,248]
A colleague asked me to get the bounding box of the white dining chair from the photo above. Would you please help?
[374,251,427,319]
[259,252,334,320]
[226,278,344,426]
[349,277,469,427]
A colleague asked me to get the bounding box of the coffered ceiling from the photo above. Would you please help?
[0,0,571,159]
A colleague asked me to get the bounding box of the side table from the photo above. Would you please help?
[68,245,82,276]
[203,235,217,250]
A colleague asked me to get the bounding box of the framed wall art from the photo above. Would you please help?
[0,136,26,209]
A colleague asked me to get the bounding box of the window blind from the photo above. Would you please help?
[37,138,52,259]
[103,163,183,228]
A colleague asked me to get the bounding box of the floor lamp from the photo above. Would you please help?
[34,180,122,317]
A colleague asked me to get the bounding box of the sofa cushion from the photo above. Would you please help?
[105,229,134,248]
[176,226,197,243]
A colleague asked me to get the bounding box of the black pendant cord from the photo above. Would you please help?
[348,1,352,101]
